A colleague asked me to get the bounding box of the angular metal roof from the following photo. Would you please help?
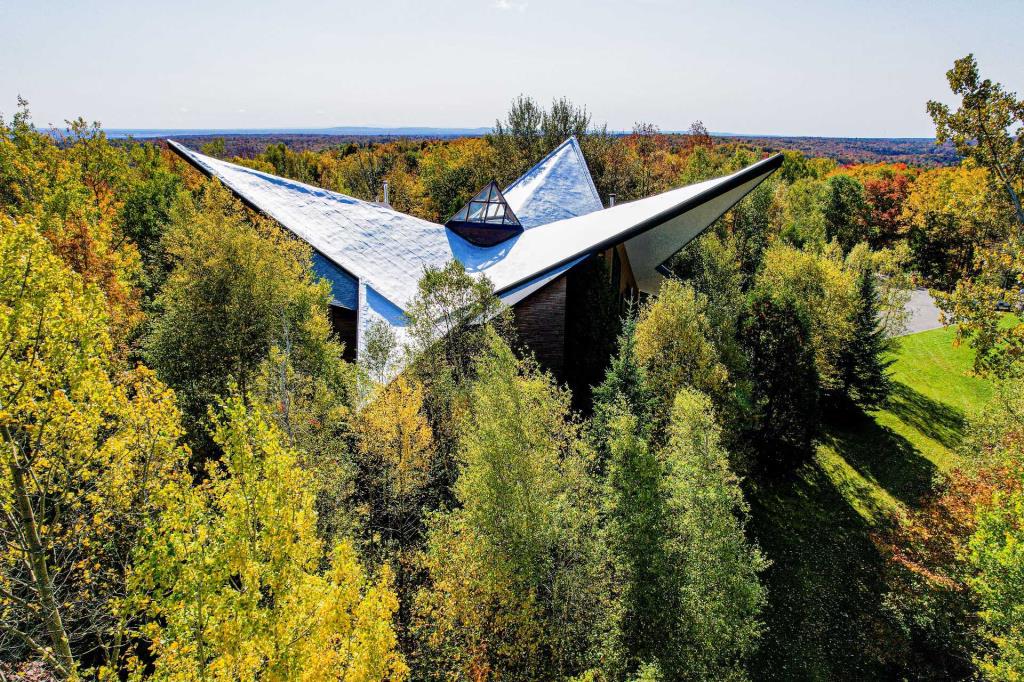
[167,139,781,362]
[502,136,603,229]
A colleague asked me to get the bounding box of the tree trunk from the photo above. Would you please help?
[1006,180,1024,229]
[9,461,75,677]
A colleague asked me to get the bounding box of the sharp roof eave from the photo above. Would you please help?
[165,138,782,312]
[491,152,784,297]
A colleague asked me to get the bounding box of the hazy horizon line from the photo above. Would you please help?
[93,126,943,142]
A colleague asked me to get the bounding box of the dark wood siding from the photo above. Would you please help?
[512,275,567,378]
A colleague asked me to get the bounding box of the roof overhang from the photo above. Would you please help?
[493,152,783,297]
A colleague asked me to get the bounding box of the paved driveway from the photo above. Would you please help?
[902,288,944,336]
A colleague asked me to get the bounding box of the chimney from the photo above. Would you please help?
[608,193,616,208]
[382,180,390,206]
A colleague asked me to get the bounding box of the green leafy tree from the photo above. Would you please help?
[780,178,828,248]
[742,290,820,466]
[590,315,658,473]
[542,97,592,153]
[361,318,399,386]
[778,150,837,185]
[405,260,505,384]
[602,403,671,676]
[490,95,596,185]
[145,183,344,454]
[669,232,747,378]
[632,279,729,419]
[727,178,782,286]
[656,389,767,678]
[602,388,766,679]
[928,54,1024,227]
[404,260,509,498]
[413,330,607,680]
[823,174,871,252]
[490,95,546,184]
[199,137,227,159]
[756,243,858,397]
[119,157,183,299]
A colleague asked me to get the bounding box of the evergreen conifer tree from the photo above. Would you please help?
[839,267,894,410]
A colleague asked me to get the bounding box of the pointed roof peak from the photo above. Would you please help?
[502,136,603,229]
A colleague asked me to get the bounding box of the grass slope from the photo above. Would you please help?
[749,325,994,680]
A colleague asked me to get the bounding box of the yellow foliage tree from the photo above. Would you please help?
[357,377,434,502]
[0,215,185,678]
[0,102,145,343]
[135,394,406,682]
[903,164,1010,289]
[633,279,729,415]
[756,243,859,394]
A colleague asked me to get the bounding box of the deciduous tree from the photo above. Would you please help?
[413,331,607,680]
[0,216,185,677]
[135,395,406,682]
[145,183,343,455]
[632,279,729,419]
[741,290,820,466]
[928,54,1024,227]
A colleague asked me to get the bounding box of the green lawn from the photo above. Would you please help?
[749,325,998,680]
[819,325,994,524]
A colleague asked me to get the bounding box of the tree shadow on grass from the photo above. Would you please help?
[747,463,898,680]
[823,406,939,508]
[885,381,966,451]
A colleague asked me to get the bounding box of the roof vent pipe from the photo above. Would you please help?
[608,193,616,208]
[382,181,390,206]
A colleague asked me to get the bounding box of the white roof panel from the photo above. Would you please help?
[502,136,603,229]
[168,139,781,361]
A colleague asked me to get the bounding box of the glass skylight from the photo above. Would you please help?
[445,180,523,246]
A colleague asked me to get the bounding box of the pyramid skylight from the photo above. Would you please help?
[445,180,523,246]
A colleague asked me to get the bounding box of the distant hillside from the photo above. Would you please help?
[105,126,490,139]
[120,128,959,167]
[724,135,959,166]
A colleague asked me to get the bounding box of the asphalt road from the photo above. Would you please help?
[902,288,944,336]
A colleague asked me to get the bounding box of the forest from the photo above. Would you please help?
[2,54,1023,681]
[124,131,960,168]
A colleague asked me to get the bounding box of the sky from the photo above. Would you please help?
[2,0,1021,137]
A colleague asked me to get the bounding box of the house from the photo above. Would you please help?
[167,137,782,379]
